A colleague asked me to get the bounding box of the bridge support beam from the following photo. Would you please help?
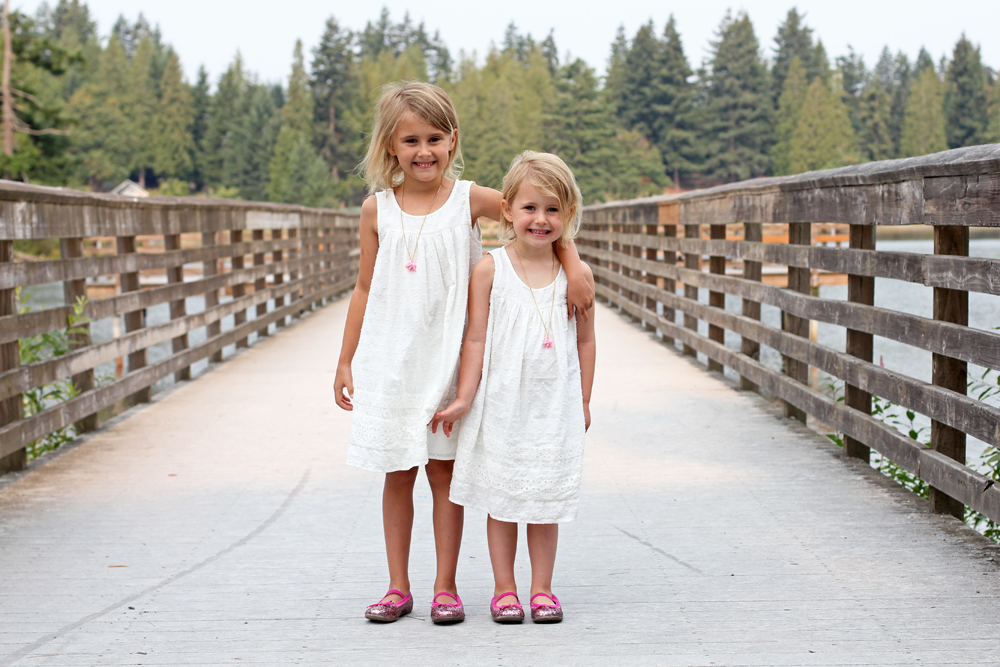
[930,225,968,519]
[682,223,700,357]
[844,224,874,462]
[707,224,726,372]
[0,239,24,473]
[782,222,810,423]
[60,237,97,433]
[740,222,762,391]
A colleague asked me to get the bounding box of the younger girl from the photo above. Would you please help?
[432,151,596,624]
[335,83,594,624]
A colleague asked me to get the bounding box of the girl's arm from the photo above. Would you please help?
[575,264,597,431]
[430,254,495,436]
[334,196,379,411]
[471,183,595,321]
[555,241,595,322]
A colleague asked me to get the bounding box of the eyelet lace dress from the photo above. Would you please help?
[449,247,586,523]
[346,180,481,473]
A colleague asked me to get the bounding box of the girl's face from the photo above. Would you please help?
[502,183,565,249]
[388,112,457,185]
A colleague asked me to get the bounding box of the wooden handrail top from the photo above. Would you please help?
[584,144,1000,227]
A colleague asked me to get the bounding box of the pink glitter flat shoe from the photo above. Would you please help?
[530,592,563,623]
[365,589,413,622]
[430,591,465,624]
[490,592,524,623]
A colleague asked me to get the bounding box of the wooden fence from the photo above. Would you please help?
[579,144,1000,524]
[0,182,360,473]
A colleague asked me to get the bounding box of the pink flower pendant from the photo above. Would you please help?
[405,261,417,271]
[543,338,553,348]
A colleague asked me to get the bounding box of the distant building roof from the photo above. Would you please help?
[111,180,149,197]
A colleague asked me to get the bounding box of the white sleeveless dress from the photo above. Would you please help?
[449,247,586,523]
[346,180,481,473]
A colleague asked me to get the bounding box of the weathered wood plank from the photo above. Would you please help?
[844,224,875,463]
[740,222,762,391]
[0,239,23,473]
[59,237,97,433]
[580,244,1000,370]
[231,230,249,349]
[590,264,1000,448]
[930,225,969,519]
[708,224,726,372]
[164,234,190,382]
[576,230,1000,296]
[0,272,354,458]
[597,282,1000,523]
[202,230,223,363]
[116,235,149,405]
[682,224,699,357]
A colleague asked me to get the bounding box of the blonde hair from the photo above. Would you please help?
[359,80,463,193]
[500,151,583,248]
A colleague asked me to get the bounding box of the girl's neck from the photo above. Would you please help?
[397,175,448,198]
[510,236,556,264]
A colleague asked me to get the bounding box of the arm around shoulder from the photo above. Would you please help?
[469,183,503,224]
[576,263,596,431]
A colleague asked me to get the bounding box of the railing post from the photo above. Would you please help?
[116,235,150,404]
[231,230,249,349]
[740,222,762,390]
[708,224,726,372]
[202,230,222,363]
[659,204,678,347]
[253,229,268,339]
[682,223,700,357]
[287,228,301,317]
[164,233,190,381]
[273,229,286,328]
[0,238,25,473]
[643,217,657,334]
[929,224,969,519]
[782,222,810,423]
[844,223,875,462]
[59,236,97,432]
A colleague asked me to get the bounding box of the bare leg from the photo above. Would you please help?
[487,515,519,604]
[425,459,464,598]
[527,523,559,603]
[381,467,419,603]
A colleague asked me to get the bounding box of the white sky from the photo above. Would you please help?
[17,0,1000,87]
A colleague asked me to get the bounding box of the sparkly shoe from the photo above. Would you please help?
[364,589,413,622]
[430,591,465,624]
[530,593,563,623]
[490,592,525,623]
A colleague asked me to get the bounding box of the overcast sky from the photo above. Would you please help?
[18,0,1000,87]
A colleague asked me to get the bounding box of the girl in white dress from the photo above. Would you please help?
[433,152,597,624]
[334,84,595,624]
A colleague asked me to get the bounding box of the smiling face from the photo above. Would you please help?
[388,112,457,185]
[502,182,565,250]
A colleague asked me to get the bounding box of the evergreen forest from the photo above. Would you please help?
[4,2,1000,208]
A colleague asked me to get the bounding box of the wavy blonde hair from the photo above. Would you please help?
[359,80,463,193]
[500,151,583,248]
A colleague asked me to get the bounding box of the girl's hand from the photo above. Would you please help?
[334,363,354,411]
[430,399,470,437]
[583,403,591,432]
[566,266,595,322]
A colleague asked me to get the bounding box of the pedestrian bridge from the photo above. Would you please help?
[1,146,999,665]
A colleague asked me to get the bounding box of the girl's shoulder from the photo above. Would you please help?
[469,183,502,223]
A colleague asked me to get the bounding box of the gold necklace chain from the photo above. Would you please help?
[511,243,557,348]
[399,179,443,271]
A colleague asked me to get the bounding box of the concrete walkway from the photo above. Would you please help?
[1,298,998,667]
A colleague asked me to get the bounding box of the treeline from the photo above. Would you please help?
[3,3,999,207]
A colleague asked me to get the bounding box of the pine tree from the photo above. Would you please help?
[189,65,210,189]
[151,51,193,180]
[944,35,988,148]
[772,56,807,176]
[915,47,935,75]
[772,9,815,99]
[702,10,772,182]
[788,77,857,173]
[988,76,1000,144]
[311,17,360,185]
[540,30,558,76]
[856,79,894,161]
[67,36,134,189]
[202,54,247,188]
[615,21,659,138]
[604,24,628,104]
[900,67,948,157]
[873,48,912,156]
[127,36,157,186]
[651,16,700,187]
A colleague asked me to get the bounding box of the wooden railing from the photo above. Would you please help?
[0,182,360,472]
[579,144,1000,524]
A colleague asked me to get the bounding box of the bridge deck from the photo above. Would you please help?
[1,299,998,667]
